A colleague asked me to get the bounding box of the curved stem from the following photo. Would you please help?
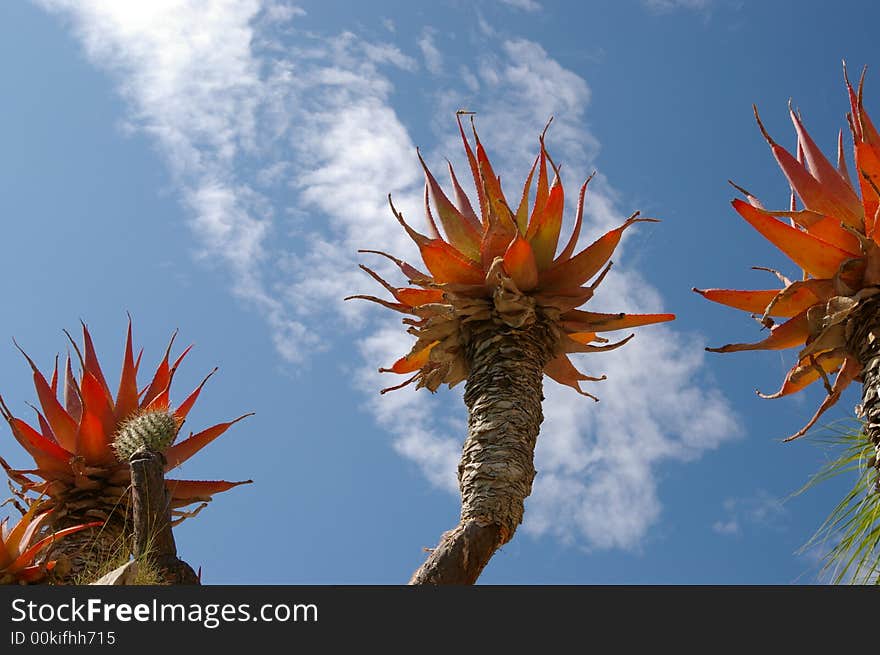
[409,318,555,584]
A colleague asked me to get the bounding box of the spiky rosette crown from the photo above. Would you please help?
[0,503,99,584]
[695,65,880,441]
[0,320,252,521]
[349,115,674,397]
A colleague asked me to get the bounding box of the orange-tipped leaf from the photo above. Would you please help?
[503,233,539,291]
[732,198,854,278]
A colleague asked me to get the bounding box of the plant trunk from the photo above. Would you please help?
[844,295,880,585]
[849,295,880,490]
[409,317,555,585]
[129,449,199,585]
[41,450,199,584]
[44,512,129,585]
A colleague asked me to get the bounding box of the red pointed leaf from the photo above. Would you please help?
[855,140,880,237]
[34,409,56,444]
[4,504,45,558]
[141,332,176,409]
[543,355,600,399]
[764,206,862,253]
[81,323,112,400]
[166,479,252,504]
[380,342,437,375]
[421,240,485,284]
[732,199,853,279]
[447,160,481,229]
[345,294,414,314]
[80,371,115,445]
[758,350,845,399]
[789,108,863,221]
[503,233,539,291]
[144,384,171,413]
[694,288,780,315]
[115,319,139,422]
[514,156,538,234]
[758,111,863,228]
[837,128,853,187]
[173,368,217,421]
[7,521,102,575]
[561,311,675,333]
[8,511,49,562]
[396,288,444,307]
[527,178,564,271]
[783,356,860,442]
[419,151,482,259]
[457,113,487,223]
[49,357,58,395]
[706,309,810,353]
[539,216,656,292]
[76,409,113,465]
[694,280,829,318]
[527,142,549,232]
[556,175,593,263]
[358,250,431,284]
[4,416,70,473]
[16,347,78,453]
[63,355,82,425]
[567,332,599,344]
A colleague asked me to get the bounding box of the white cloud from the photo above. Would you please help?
[498,0,543,12]
[361,39,418,72]
[713,519,740,536]
[356,324,462,491]
[36,0,316,361]
[460,65,480,92]
[713,490,787,537]
[37,1,741,552]
[262,1,305,23]
[417,28,443,75]
[643,0,711,12]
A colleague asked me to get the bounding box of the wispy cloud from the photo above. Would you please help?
[713,490,787,537]
[498,0,543,12]
[643,0,712,13]
[37,0,319,362]
[38,1,741,551]
[417,28,443,75]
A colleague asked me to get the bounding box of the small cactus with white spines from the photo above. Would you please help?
[113,410,180,462]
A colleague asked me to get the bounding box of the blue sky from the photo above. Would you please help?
[0,0,876,583]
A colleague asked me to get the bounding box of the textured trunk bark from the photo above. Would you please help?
[44,514,128,585]
[849,296,880,488]
[409,317,555,585]
[130,449,199,585]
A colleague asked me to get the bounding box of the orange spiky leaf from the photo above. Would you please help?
[503,233,539,292]
[115,318,139,422]
[419,150,482,259]
[539,215,657,292]
[528,173,565,271]
[731,198,854,278]
[755,106,863,228]
[706,309,811,353]
[14,342,78,453]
